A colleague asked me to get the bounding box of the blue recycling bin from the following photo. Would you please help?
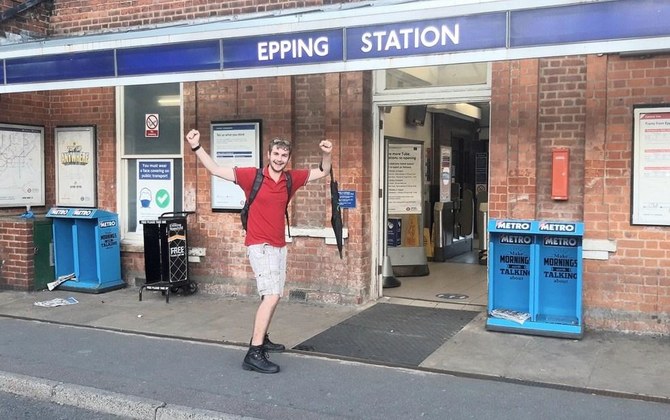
[46,207,125,293]
[486,219,583,338]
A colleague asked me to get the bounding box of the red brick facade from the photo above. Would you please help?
[491,55,670,333]
[1,1,668,333]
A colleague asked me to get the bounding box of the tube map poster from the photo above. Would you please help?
[0,124,45,207]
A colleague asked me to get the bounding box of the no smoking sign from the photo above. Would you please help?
[145,113,159,138]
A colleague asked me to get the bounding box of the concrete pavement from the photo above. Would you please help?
[0,286,668,417]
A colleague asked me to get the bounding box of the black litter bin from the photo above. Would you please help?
[139,211,197,303]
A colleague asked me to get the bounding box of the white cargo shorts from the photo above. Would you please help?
[247,243,287,297]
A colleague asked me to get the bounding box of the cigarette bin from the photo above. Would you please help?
[139,211,197,303]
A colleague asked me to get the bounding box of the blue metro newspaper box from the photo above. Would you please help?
[46,208,125,293]
[486,219,583,338]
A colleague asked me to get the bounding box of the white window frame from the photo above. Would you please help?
[116,84,184,246]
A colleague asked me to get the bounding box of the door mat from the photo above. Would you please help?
[294,303,479,366]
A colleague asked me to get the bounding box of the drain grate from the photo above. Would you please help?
[289,289,307,301]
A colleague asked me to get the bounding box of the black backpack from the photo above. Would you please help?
[240,168,292,237]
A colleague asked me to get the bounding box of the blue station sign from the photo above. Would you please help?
[2,0,670,89]
[223,30,344,69]
[346,13,507,60]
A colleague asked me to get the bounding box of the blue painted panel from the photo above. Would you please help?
[511,0,670,47]
[117,40,221,75]
[489,232,534,313]
[6,50,115,84]
[346,12,507,60]
[223,30,343,69]
[537,235,581,322]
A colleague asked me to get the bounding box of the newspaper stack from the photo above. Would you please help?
[490,309,531,325]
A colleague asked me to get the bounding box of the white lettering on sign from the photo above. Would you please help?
[500,235,532,245]
[539,222,576,232]
[495,221,531,230]
[544,237,578,247]
[258,37,329,61]
[51,209,69,216]
[360,24,459,53]
[73,209,92,216]
[170,246,185,256]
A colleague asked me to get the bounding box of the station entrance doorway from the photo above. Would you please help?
[374,64,491,308]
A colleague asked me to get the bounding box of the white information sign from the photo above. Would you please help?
[387,143,423,214]
[55,126,96,207]
[632,107,670,226]
[211,121,261,210]
[0,123,45,207]
[439,146,452,202]
[136,159,174,231]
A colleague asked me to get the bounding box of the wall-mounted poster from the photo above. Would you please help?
[632,106,670,226]
[210,120,262,211]
[439,146,452,202]
[0,123,45,208]
[135,159,174,231]
[55,126,97,207]
[387,140,423,215]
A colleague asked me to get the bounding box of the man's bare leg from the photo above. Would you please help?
[251,294,280,346]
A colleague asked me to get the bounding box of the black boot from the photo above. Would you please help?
[263,333,286,353]
[242,345,280,374]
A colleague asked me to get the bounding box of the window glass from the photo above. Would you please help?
[123,83,181,155]
[126,159,183,232]
[385,63,489,90]
[121,83,182,236]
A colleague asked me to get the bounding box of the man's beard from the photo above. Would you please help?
[270,161,286,172]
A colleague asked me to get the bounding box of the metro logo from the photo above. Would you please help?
[99,220,117,228]
[539,222,575,232]
[73,209,92,217]
[495,221,531,230]
[543,237,578,247]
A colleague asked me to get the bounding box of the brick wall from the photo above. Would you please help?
[0,87,116,289]
[0,91,51,218]
[0,219,33,290]
[170,75,372,303]
[47,0,365,36]
[585,54,670,333]
[491,55,670,334]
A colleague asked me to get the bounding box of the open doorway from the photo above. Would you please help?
[380,102,489,308]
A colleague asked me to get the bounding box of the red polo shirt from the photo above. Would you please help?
[235,166,309,247]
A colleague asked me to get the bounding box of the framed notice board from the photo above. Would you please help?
[632,105,670,226]
[0,123,45,207]
[55,126,97,207]
[210,120,262,211]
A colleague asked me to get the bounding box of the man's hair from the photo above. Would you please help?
[268,137,291,155]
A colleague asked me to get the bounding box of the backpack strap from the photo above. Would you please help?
[240,168,264,231]
[284,171,292,238]
[248,168,264,207]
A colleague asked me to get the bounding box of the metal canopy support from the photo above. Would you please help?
[0,0,47,23]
